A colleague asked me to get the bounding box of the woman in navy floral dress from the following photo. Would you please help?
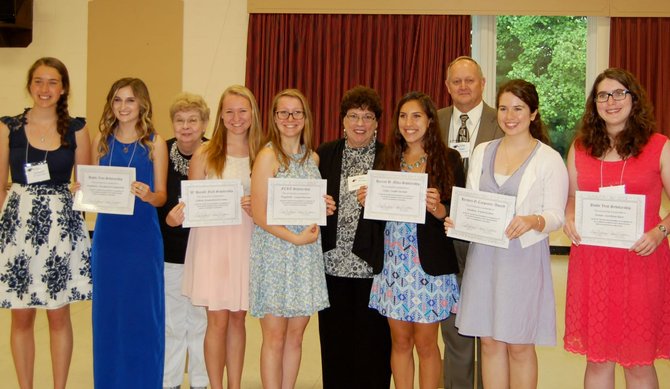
[0,57,92,389]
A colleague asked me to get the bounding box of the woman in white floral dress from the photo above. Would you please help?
[0,57,92,389]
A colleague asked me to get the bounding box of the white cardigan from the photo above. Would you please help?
[467,140,568,248]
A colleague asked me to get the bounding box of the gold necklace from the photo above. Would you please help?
[501,138,534,172]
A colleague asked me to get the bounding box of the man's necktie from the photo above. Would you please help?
[458,114,469,172]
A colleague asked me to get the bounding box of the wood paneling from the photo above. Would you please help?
[248,0,670,17]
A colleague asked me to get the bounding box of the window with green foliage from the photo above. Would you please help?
[496,16,587,156]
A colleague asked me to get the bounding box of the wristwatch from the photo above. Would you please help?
[658,224,669,237]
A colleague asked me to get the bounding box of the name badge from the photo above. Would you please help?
[599,184,625,194]
[449,141,471,159]
[347,174,368,192]
[25,161,50,184]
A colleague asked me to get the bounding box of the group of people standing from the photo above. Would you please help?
[0,55,668,389]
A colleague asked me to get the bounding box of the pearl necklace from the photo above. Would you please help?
[169,141,192,176]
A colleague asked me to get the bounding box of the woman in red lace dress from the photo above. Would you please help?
[563,68,670,388]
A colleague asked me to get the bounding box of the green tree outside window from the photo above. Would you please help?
[497,16,587,156]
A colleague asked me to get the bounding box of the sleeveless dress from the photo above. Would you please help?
[249,146,329,318]
[0,111,92,308]
[564,133,670,366]
[91,135,164,388]
[182,155,253,311]
[456,140,556,345]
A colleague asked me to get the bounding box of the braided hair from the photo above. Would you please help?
[26,57,72,147]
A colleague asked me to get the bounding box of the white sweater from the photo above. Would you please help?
[467,140,569,248]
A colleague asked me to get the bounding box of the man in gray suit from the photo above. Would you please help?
[438,56,503,389]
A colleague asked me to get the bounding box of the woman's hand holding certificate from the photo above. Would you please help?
[181,179,244,227]
[73,165,136,215]
[266,178,327,226]
[446,187,516,248]
[363,170,428,224]
[574,191,645,249]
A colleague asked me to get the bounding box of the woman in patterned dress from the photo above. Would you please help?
[563,68,670,388]
[316,86,391,389]
[0,57,92,389]
[250,89,335,389]
[359,91,463,388]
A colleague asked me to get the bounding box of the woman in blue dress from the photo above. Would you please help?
[0,57,92,389]
[91,78,168,388]
[359,91,463,388]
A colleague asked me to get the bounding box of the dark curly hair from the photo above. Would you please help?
[575,68,655,158]
[26,57,71,147]
[496,79,550,145]
[384,91,459,201]
[339,85,383,121]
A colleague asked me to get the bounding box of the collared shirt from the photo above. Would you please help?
[448,101,485,151]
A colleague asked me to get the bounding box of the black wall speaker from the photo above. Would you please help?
[0,0,33,47]
[0,0,17,23]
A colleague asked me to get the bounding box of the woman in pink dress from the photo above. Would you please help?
[177,85,262,389]
[563,68,670,389]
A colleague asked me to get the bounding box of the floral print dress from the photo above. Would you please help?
[249,145,329,317]
[0,111,92,308]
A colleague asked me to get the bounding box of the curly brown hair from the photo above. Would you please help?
[339,85,382,121]
[384,91,459,201]
[575,68,656,158]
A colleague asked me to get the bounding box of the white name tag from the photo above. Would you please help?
[24,161,50,184]
[347,174,368,192]
[599,184,625,194]
[449,141,471,159]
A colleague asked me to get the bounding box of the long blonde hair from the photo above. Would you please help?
[266,89,314,169]
[203,85,262,176]
[97,78,156,159]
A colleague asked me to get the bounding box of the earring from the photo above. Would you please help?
[343,129,348,139]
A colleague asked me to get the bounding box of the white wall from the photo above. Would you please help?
[0,0,88,118]
[182,0,249,134]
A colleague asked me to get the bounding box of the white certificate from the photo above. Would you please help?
[267,178,327,226]
[74,165,136,215]
[447,187,516,248]
[575,191,645,249]
[363,170,428,224]
[181,179,243,227]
